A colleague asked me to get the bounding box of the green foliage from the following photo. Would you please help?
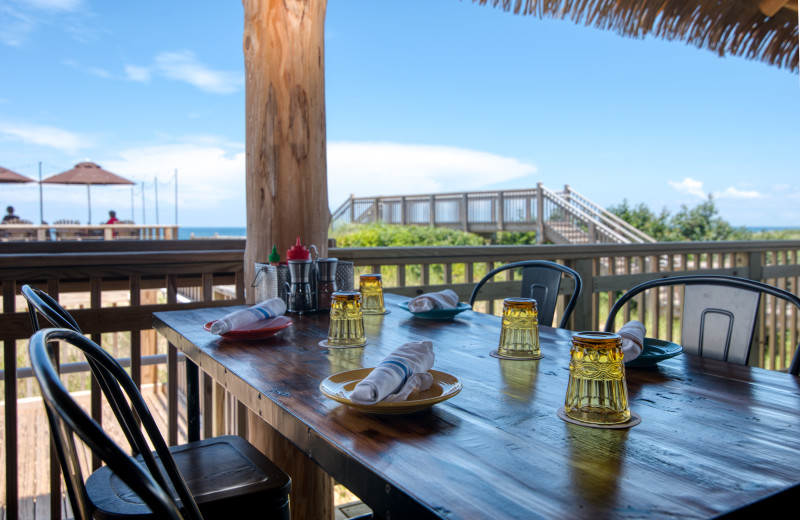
[609,196,752,242]
[493,231,538,245]
[750,229,800,240]
[332,223,485,247]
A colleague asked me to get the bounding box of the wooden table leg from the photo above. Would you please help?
[246,409,333,520]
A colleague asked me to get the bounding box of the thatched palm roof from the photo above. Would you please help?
[474,0,799,72]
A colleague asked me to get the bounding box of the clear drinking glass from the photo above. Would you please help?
[494,298,541,359]
[564,332,631,425]
[326,291,366,348]
[359,274,386,314]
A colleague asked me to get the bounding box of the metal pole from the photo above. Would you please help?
[87,185,92,224]
[131,185,134,221]
[154,175,159,225]
[38,162,43,224]
[142,181,146,225]
[174,168,178,225]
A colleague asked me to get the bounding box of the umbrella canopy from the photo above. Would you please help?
[0,166,35,183]
[43,162,134,224]
[474,0,799,72]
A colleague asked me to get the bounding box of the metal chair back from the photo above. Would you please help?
[603,275,800,374]
[29,328,201,520]
[469,260,582,328]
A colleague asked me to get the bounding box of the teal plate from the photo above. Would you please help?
[626,338,683,366]
[398,301,471,320]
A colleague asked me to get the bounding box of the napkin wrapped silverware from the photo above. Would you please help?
[617,320,646,362]
[209,298,287,335]
[350,341,435,404]
[407,289,459,313]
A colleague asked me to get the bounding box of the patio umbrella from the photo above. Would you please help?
[42,161,135,224]
[0,166,35,183]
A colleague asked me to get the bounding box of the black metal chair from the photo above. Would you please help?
[603,275,800,375]
[23,286,292,520]
[468,260,582,328]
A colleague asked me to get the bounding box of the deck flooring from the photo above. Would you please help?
[1,385,369,519]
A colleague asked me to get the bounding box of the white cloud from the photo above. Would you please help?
[102,141,246,212]
[327,142,537,208]
[153,51,242,94]
[668,177,706,198]
[89,67,113,79]
[714,187,765,199]
[0,121,92,152]
[1,0,86,46]
[24,0,83,11]
[125,65,151,83]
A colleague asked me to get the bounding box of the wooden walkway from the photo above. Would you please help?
[1,385,369,520]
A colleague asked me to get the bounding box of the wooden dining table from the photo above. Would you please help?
[153,293,800,519]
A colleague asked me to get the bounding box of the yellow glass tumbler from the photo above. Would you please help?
[359,274,386,314]
[494,298,541,360]
[564,332,631,425]
[326,291,366,348]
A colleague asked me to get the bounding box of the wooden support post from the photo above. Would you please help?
[536,182,545,244]
[497,192,505,231]
[373,197,380,223]
[462,193,469,232]
[243,0,329,305]
[429,195,436,226]
[400,196,407,225]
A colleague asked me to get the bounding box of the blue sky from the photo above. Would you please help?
[1,0,798,227]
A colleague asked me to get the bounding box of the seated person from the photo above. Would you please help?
[2,206,20,223]
[106,210,119,225]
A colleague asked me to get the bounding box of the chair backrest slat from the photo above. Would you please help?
[469,260,582,328]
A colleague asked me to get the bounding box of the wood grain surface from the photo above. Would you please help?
[154,293,800,519]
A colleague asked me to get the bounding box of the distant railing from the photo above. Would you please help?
[330,184,655,245]
[0,223,179,241]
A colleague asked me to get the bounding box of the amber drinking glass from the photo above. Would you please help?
[564,332,631,425]
[495,298,541,359]
[326,291,366,348]
[359,274,386,314]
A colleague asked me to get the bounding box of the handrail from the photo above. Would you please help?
[539,185,631,244]
[557,186,656,243]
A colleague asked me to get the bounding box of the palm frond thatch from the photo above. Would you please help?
[474,0,799,72]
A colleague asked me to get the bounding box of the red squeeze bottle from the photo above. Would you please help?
[286,237,310,261]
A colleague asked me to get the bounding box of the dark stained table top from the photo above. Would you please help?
[154,293,800,519]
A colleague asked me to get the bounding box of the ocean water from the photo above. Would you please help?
[179,227,246,240]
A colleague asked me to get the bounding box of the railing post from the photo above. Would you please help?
[429,195,436,226]
[497,192,505,231]
[349,194,355,223]
[748,251,764,282]
[400,196,407,225]
[536,182,545,244]
[570,257,595,331]
[588,220,596,244]
[3,280,18,519]
[373,197,380,223]
[462,193,469,232]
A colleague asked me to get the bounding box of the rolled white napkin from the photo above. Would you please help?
[350,341,435,404]
[210,298,287,335]
[407,289,459,313]
[617,320,646,362]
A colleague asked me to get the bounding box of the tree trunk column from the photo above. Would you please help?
[243,0,330,306]
[243,2,333,519]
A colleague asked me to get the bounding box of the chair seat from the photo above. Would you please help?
[87,436,290,520]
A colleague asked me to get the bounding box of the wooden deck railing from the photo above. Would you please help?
[2,238,799,518]
[1,240,245,519]
[0,224,179,242]
[330,184,655,244]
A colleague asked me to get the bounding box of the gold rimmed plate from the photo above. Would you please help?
[319,368,462,414]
